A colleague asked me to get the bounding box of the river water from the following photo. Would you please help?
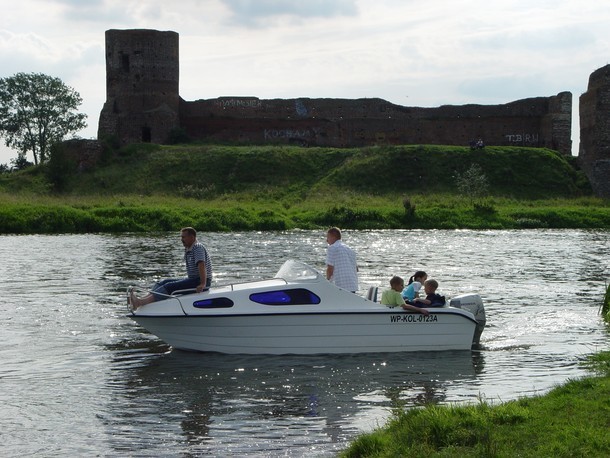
[1,230,608,456]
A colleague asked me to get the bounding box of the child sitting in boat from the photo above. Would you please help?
[411,279,446,307]
[381,276,430,315]
[402,270,427,303]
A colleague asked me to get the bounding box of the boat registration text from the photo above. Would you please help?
[390,314,438,323]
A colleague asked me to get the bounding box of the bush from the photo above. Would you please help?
[457,163,489,201]
[11,154,33,171]
[402,196,416,219]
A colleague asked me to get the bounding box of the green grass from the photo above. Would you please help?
[0,193,608,233]
[0,143,591,198]
[0,143,608,233]
[340,351,610,458]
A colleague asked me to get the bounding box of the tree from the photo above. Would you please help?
[0,72,87,165]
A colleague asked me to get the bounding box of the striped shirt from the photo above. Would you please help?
[185,241,213,283]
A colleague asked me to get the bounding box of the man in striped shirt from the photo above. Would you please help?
[325,227,358,293]
[130,227,213,309]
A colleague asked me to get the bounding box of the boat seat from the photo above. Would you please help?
[365,286,379,302]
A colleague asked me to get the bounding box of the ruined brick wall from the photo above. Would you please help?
[98,29,180,145]
[579,65,610,197]
[180,93,572,153]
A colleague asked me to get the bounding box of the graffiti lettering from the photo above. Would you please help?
[505,133,539,143]
[214,99,262,109]
[264,129,312,140]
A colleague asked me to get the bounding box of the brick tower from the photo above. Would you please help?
[98,29,180,146]
[580,65,610,197]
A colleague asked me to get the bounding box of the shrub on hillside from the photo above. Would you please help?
[456,164,489,202]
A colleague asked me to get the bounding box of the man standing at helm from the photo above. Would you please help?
[325,227,358,293]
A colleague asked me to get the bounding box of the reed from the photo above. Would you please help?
[603,284,610,320]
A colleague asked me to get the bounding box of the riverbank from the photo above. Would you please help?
[1,193,609,233]
[340,350,610,457]
[1,143,609,233]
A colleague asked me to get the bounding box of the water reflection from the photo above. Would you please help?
[103,338,484,455]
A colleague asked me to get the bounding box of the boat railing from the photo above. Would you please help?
[127,285,198,313]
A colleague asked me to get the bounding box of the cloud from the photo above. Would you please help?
[0,29,102,76]
[457,75,553,103]
[53,0,105,5]
[220,0,358,26]
[57,0,150,25]
[0,30,56,64]
[464,24,597,55]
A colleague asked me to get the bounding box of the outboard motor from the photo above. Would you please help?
[449,294,486,346]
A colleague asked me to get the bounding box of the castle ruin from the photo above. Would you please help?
[97,29,610,197]
[98,29,180,146]
[579,65,610,197]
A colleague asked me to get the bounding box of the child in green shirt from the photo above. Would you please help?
[380,276,430,315]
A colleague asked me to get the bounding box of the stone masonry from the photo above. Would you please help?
[579,64,610,197]
[180,93,572,153]
[98,29,180,146]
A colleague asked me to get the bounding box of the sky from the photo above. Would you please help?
[1,0,609,164]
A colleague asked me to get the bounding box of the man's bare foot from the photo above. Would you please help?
[129,291,141,310]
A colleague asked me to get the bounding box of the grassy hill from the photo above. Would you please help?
[0,143,608,233]
[0,143,591,198]
[57,143,591,198]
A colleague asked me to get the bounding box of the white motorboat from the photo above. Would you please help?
[128,260,484,355]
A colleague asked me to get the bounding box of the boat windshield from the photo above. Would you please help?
[274,260,320,282]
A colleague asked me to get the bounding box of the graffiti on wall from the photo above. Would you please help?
[263,127,320,142]
[295,100,308,117]
[505,133,539,144]
[214,99,263,109]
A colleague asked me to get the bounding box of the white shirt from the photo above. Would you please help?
[326,240,358,292]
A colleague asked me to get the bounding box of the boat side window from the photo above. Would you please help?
[193,297,234,308]
[250,289,321,306]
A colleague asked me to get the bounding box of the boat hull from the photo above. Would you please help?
[132,309,475,354]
